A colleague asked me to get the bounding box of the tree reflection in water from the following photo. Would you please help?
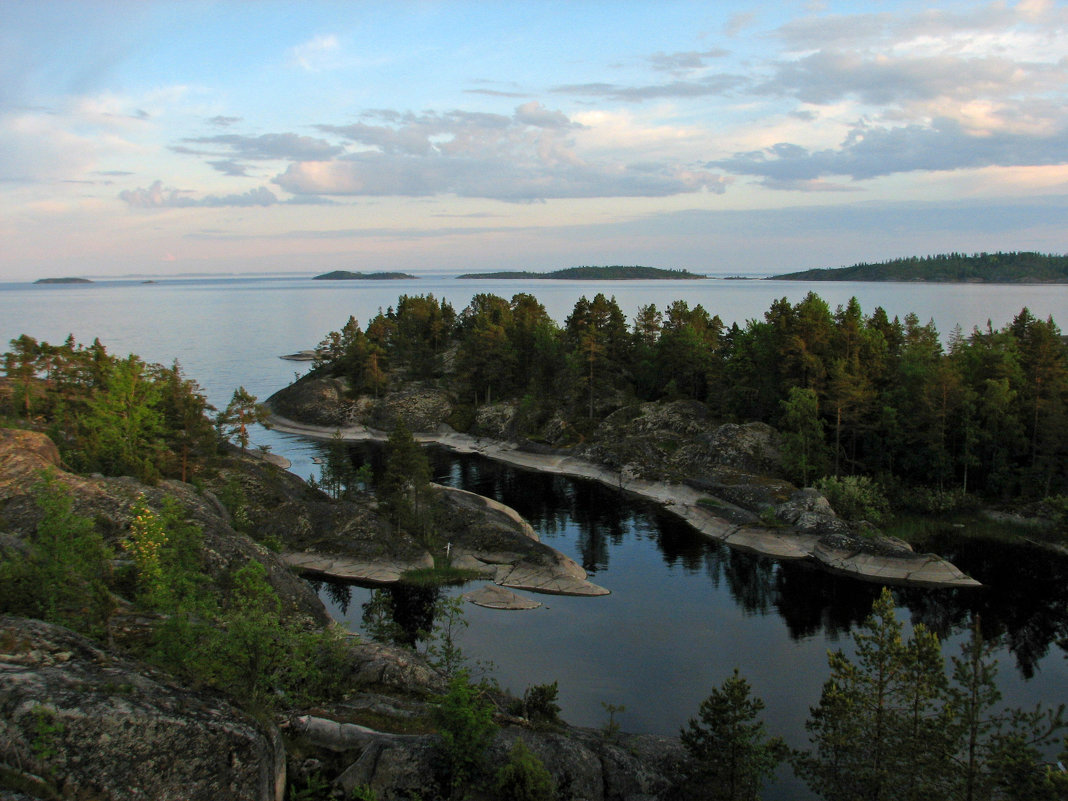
[326,443,1067,681]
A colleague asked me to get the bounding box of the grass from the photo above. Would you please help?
[399,564,485,587]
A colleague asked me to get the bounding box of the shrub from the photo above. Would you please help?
[521,681,561,727]
[816,475,889,525]
[495,740,555,801]
[432,669,498,795]
[0,475,113,637]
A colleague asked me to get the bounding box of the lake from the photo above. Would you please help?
[2,275,1066,799]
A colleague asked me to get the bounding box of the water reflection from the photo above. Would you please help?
[326,440,1068,679]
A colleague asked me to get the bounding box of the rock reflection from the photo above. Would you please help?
[329,442,1068,679]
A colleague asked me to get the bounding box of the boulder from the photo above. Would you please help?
[700,422,783,475]
[267,376,354,427]
[470,401,520,440]
[0,616,286,801]
[775,488,852,537]
[286,713,687,801]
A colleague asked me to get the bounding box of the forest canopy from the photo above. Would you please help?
[772,251,1068,283]
[307,291,1068,502]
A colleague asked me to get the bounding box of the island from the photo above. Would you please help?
[458,265,707,280]
[33,277,92,284]
[771,251,1068,283]
[313,270,416,280]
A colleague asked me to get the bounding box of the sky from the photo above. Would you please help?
[2,0,1067,280]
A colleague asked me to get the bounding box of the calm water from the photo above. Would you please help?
[3,275,1066,799]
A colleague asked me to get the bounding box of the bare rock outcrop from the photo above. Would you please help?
[0,616,286,801]
[266,375,353,427]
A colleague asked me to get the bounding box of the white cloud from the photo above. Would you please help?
[0,113,99,182]
[120,181,279,208]
[288,34,341,72]
[273,103,727,201]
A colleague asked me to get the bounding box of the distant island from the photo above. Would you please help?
[458,265,707,280]
[33,277,92,285]
[313,270,416,280]
[771,252,1068,283]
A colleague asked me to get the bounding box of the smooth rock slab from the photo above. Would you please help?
[267,414,980,589]
[464,584,543,610]
[813,543,982,588]
[495,563,610,596]
[281,552,433,584]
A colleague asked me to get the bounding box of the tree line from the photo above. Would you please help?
[1,334,269,482]
[774,251,1068,283]
[309,291,1068,504]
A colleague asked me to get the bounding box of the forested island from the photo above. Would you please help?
[458,265,706,280]
[773,251,1068,283]
[32,277,92,284]
[313,270,416,280]
[290,291,1067,518]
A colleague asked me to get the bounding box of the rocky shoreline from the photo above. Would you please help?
[265,411,981,589]
[0,427,686,800]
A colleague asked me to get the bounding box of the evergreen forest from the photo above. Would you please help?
[774,251,1068,283]
[308,290,1068,508]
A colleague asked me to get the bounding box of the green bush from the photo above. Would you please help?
[445,404,475,433]
[495,740,555,801]
[521,681,561,727]
[1044,494,1068,523]
[432,669,498,796]
[0,475,113,637]
[816,475,889,525]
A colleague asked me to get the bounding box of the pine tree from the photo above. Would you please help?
[795,588,949,801]
[379,421,433,533]
[681,669,784,800]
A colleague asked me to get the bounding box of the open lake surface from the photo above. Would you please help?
[3,275,1066,798]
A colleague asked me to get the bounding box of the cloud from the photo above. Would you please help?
[514,101,571,129]
[278,103,726,201]
[759,50,1062,106]
[710,117,1068,183]
[464,88,529,98]
[119,182,279,208]
[177,132,344,161]
[275,154,726,202]
[208,115,242,127]
[0,113,98,182]
[724,12,757,37]
[207,160,250,176]
[552,75,746,102]
[288,34,341,72]
[647,49,729,73]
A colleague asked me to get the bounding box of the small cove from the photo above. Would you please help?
[311,442,1068,799]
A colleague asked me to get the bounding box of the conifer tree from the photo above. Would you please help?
[681,669,784,800]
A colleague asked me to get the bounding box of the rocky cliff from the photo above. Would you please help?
[0,615,286,801]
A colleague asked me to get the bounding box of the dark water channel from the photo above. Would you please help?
[313,444,1068,798]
